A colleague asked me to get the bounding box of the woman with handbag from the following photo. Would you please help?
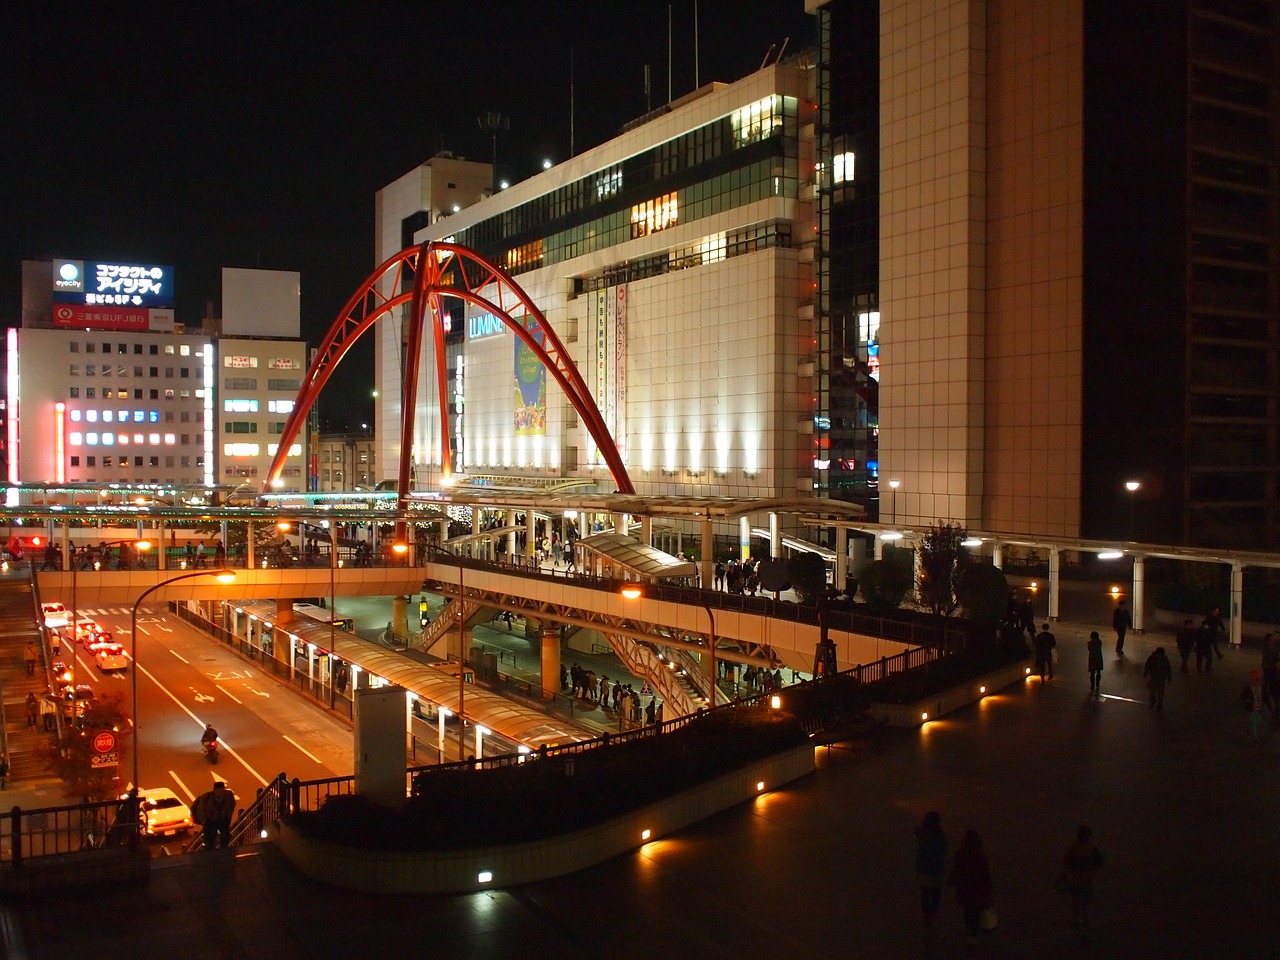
[949,829,994,951]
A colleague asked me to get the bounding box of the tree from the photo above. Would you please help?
[787,552,827,605]
[44,692,133,802]
[916,522,969,616]
[955,562,1010,627]
[860,558,914,610]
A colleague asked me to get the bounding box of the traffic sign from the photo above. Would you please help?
[91,731,117,755]
[90,752,119,769]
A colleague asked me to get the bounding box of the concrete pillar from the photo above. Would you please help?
[392,595,408,640]
[991,542,1002,570]
[157,520,167,570]
[507,509,517,563]
[1230,561,1244,646]
[874,535,884,560]
[525,510,537,562]
[639,516,652,545]
[540,622,560,700]
[1047,546,1061,622]
[330,524,338,569]
[473,509,483,535]
[246,521,255,569]
[768,511,781,559]
[699,517,713,590]
[739,516,751,562]
[59,522,70,571]
[835,527,849,594]
[1132,555,1146,633]
[288,634,296,681]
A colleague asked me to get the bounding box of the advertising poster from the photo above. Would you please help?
[513,314,546,435]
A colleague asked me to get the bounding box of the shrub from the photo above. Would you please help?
[860,558,913,610]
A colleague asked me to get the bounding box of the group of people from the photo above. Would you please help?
[561,663,661,725]
[915,812,1104,952]
[713,557,762,595]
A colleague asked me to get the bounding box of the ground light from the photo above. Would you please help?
[641,828,651,841]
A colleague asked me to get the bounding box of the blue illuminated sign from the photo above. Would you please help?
[467,312,506,341]
[53,260,174,308]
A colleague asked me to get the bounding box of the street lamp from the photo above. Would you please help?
[1124,480,1140,540]
[279,520,339,705]
[620,585,716,708]
[887,479,900,526]
[129,569,234,800]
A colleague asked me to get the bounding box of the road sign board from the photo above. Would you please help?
[91,731,117,755]
[90,751,118,769]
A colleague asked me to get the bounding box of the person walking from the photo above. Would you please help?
[1247,670,1265,742]
[40,696,56,731]
[949,829,994,952]
[1086,631,1104,693]
[1033,623,1057,681]
[914,811,947,953]
[1175,619,1196,674]
[192,782,237,850]
[1205,605,1226,660]
[25,692,38,728]
[1143,646,1174,712]
[0,753,9,790]
[50,632,61,659]
[1194,620,1215,674]
[1112,600,1132,657]
[23,641,37,677]
[1061,825,1104,943]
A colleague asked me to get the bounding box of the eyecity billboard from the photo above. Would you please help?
[52,260,174,309]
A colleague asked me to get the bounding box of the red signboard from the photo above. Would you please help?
[53,304,150,331]
[92,731,117,754]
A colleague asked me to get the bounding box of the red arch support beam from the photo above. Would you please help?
[264,242,635,504]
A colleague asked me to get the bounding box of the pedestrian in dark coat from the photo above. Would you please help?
[914,811,947,951]
[1061,825,1104,942]
[1194,620,1215,674]
[1112,601,1132,657]
[1175,619,1196,673]
[1033,624,1056,681]
[1143,647,1174,712]
[1086,631,1104,693]
[949,829,993,950]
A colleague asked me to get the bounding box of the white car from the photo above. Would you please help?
[41,602,68,629]
[133,788,193,838]
[95,643,129,672]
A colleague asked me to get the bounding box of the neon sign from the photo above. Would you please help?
[53,259,174,308]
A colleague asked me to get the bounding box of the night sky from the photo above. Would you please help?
[2,1,815,428]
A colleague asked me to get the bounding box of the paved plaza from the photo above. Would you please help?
[3,610,1276,960]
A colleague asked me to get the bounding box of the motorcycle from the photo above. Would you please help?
[202,740,219,765]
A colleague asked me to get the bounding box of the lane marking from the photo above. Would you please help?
[75,657,100,684]
[216,684,243,705]
[169,649,189,664]
[131,659,269,788]
[169,770,195,801]
[283,736,321,764]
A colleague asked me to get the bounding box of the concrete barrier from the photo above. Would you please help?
[275,744,815,894]
[868,660,1031,728]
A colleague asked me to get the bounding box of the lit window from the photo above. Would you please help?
[267,399,294,414]
[70,410,81,422]
[224,443,261,457]
[69,432,82,445]
[266,443,303,457]
[164,434,176,445]
[118,434,129,445]
[149,433,160,445]
[833,151,855,184]
[179,345,190,357]
[101,433,114,446]
[133,434,144,444]
[86,410,98,423]
[103,411,114,423]
[224,399,260,413]
[133,411,145,422]
[86,433,98,445]
[149,411,160,423]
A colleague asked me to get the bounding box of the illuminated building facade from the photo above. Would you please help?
[375,64,815,499]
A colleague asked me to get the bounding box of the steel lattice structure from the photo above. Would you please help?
[264,242,635,506]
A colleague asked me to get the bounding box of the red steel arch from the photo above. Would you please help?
[264,242,634,504]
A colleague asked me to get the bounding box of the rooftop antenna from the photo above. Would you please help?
[569,47,575,157]
[694,0,700,89]
[775,37,790,64]
[644,64,651,113]
[667,4,672,103]
[476,112,509,195]
[759,43,776,71]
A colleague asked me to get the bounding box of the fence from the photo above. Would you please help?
[2,796,140,868]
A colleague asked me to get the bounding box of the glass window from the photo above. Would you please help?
[133,344,143,355]
[69,387,79,398]
[149,344,158,355]
[179,345,190,356]
[86,388,96,399]
[69,342,80,353]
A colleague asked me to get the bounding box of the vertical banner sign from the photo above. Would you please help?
[614,284,627,461]
[605,287,617,453]
[594,290,608,463]
[513,315,546,435]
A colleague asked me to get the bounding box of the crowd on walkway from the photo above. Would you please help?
[561,662,662,726]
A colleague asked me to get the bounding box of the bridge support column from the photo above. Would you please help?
[507,510,517,564]
[768,512,781,559]
[1047,546,1061,622]
[392,595,409,641]
[59,522,70,570]
[157,520,167,570]
[639,516,652,545]
[1230,560,1243,646]
[526,510,537,564]
[540,622,560,700]
[246,522,255,569]
[700,517,713,590]
[739,516,750,562]
[1131,556,1146,634]
[835,526,849,594]
[992,542,1002,570]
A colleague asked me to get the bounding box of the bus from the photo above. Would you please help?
[291,603,355,633]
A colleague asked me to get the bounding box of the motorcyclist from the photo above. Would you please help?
[200,724,219,750]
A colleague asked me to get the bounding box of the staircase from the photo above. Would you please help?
[602,632,699,718]
[0,572,57,781]
[415,598,493,656]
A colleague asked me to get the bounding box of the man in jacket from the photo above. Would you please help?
[192,782,237,850]
[1142,647,1174,712]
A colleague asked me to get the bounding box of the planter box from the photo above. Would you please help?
[869,660,1030,728]
[275,744,815,894]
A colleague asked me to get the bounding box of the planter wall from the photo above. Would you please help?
[869,661,1030,728]
[275,743,815,894]
[0,846,150,896]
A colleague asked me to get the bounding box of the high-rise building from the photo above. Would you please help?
[808,0,1279,549]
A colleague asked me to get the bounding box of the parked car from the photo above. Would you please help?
[95,643,128,672]
[132,788,193,838]
[41,602,68,629]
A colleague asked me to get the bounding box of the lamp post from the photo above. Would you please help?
[621,585,717,708]
[129,569,234,797]
[887,479,900,527]
[279,520,339,706]
[1125,480,1140,541]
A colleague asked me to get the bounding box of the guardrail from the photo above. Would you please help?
[2,796,140,868]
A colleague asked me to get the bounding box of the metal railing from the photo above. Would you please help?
[2,796,140,867]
